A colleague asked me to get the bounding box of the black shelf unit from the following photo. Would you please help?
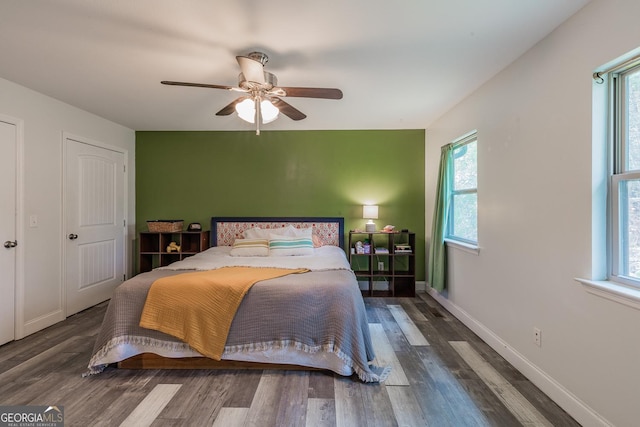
[348,230,415,297]
[138,230,209,273]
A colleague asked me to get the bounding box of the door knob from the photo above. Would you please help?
[68,234,78,240]
[4,240,17,249]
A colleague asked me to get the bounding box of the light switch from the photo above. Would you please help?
[29,215,38,228]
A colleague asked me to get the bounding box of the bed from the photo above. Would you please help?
[87,217,389,382]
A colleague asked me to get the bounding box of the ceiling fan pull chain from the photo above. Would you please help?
[255,97,261,135]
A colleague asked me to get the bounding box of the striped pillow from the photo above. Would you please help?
[229,238,269,257]
[268,234,314,256]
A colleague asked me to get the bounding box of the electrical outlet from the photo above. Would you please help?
[533,327,541,347]
[378,261,384,271]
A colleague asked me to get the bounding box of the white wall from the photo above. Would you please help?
[0,77,135,337]
[425,1,640,426]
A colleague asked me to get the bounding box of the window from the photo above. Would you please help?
[610,63,640,287]
[447,132,478,245]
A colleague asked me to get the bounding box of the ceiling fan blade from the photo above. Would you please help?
[271,97,307,121]
[271,86,343,99]
[236,56,266,85]
[215,96,248,116]
[161,80,237,91]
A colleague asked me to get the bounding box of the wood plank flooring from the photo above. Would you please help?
[0,293,580,426]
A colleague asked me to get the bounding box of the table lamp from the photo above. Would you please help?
[363,205,378,232]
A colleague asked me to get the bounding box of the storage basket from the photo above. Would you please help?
[147,220,183,232]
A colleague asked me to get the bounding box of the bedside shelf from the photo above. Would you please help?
[348,230,415,297]
[138,230,210,273]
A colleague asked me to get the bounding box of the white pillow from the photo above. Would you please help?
[268,234,314,256]
[242,227,269,239]
[291,227,313,238]
[243,226,300,239]
[288,227,323,246]
[229,238,269,257]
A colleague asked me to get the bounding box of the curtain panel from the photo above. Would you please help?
[428,143,453,292]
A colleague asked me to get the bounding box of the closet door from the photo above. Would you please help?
[0,119,17,345]
[64,137,126,315]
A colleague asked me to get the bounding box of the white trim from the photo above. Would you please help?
[575,278,640,311]
[22,309,65,337]
[63,132,127,155]
[424,287,613,427]
[445,238,480,255]
[452,129,478,146]
[15,118,24,339]
[60,135,66,321]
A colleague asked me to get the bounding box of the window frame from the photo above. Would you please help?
[446,131,478,247]
[609,62,640,288]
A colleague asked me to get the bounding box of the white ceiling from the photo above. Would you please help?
[0,0,590,132]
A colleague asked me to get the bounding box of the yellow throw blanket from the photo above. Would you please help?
[139,266,308,360]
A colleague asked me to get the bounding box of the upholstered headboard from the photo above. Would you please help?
[210,217,345,249]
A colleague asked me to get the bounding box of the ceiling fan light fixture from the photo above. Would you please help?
[163,51,342,133]
[235,97,279,124]
[260,99,279,123]
[235,98,256,123]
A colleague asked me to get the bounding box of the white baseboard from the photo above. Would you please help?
[21,309,65,338]
[425,287,612,427]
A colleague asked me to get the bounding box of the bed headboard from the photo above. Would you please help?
[210,217,345,249]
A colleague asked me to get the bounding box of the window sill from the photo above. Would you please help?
[575,278,640,311]
[445,238,480,255]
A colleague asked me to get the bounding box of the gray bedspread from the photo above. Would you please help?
[88,268,388,382]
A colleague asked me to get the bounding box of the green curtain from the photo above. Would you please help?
[428,143,453,292]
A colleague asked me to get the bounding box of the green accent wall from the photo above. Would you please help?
[135,129,426,280]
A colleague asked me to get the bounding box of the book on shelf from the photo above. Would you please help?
[374,247,389,254]
[394,244,412,253]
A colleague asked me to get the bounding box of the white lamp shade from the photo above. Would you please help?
[235,98,256,123]
[363,205,379,219]
[260,99,279,123]
[235,98,280,124]
[363,205,378,231]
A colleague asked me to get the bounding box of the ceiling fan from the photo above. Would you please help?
[161,51,343,134]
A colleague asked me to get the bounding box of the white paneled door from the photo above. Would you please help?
[0,120,17,345]
[65,138,126,315]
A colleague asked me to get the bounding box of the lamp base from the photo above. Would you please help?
[365,223,376,232]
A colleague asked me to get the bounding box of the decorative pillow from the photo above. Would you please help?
[292,227,313,238]
[242,227,270,239]
[229,238,269,257]
[312,234,324,248]
[243,226,300,239]
[268,234,314,256]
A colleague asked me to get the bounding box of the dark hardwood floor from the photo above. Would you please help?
[0,293,580,426]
